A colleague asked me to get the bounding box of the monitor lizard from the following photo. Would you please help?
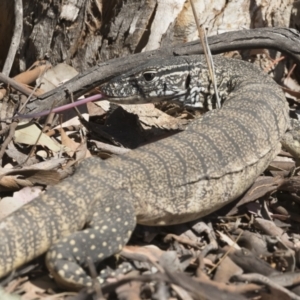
[0,55,291,289]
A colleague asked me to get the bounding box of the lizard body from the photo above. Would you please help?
[0,55,289,289]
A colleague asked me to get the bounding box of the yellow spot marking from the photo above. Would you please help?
[128,230,132,236]
[105,207,111,212]
[51,251,57,259]
[112,228,116,232]
[116,236,121,241]
[102,225,108,230]
[70,240,76,245]
[124,221,128,226]
[75,269,83,275]
[116,218,121,222]
[63,264,69,270]
[98,253,104,258]
[86,282,92,287]
[118,244,123,250]
[116,205,120,209]
[58,270,65,277]
[102,242,107,247]
[77,278,84,284]
[91,245,96,250]
[73,248,78,253]
[57,253,63,259]
[90,234,95,239]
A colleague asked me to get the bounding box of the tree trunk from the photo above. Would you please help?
[1,0,294,75]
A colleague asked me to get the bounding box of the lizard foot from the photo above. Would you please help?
[45,198,136,290]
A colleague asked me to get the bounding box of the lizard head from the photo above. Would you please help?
[100,56,208,108]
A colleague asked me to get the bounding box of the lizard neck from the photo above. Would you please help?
[178,61,237,110]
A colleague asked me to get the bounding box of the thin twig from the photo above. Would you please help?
[0,122,19,160]
[2,0,23,76]
[0,95,10,132]
[46,125,82,137]
[19,100,57,166]
[203,28,221,108]
[0,73,35,97]
[17,64,51,113]
[286,63,297,79]
[208,230,243,274]
[90,140,131,155]
[189,0,221,108]
[235,273,300,300]
[69,91,84,119]
[86,257,104,300]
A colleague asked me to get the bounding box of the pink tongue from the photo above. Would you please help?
[15,93,105,119]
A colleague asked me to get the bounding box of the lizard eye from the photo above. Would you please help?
[142,70,157,81]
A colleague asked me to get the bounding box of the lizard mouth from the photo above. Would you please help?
[101,94,152,104]
[102,90,188,104]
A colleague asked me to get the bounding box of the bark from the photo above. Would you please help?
[25,27,300,115]
[0,0,14,70]
[1,0,295,75]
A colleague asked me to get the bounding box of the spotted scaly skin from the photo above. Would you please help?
[0,55,289,289]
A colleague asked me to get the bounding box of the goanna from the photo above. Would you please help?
[0,55,290,289]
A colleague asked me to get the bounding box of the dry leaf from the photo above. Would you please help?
[15,123,66,153]
[37,63,78,93]
[59,127,79,157]
[0,288,20,300]
[0,186,42,220]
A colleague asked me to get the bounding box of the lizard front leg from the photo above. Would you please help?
[45,192,136,290]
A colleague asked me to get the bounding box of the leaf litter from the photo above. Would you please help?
[3,48,300,300]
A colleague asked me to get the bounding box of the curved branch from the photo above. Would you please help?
[26,27,300,115]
